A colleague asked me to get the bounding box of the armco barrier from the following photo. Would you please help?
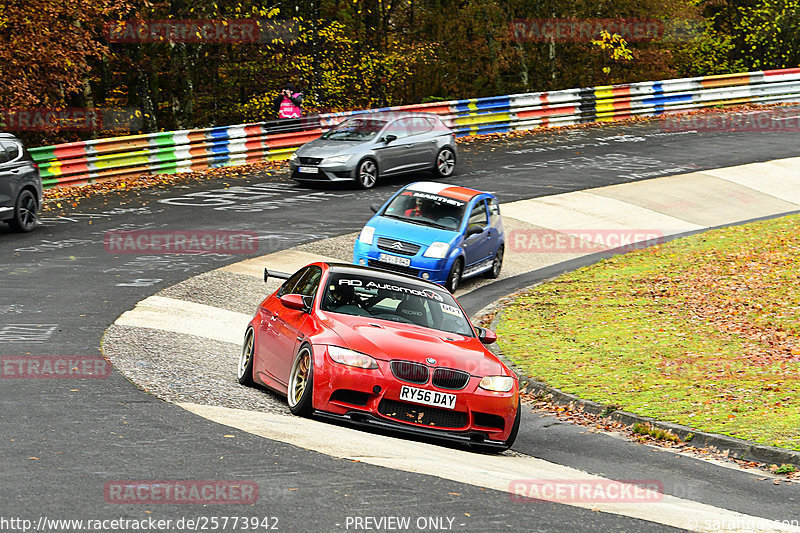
[28,67,800,188]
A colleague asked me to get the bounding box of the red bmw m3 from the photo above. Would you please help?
[238,262,520,451]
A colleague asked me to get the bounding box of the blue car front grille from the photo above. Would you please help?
[376,237,421,256]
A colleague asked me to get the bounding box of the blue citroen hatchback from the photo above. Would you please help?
[353,182,504,293]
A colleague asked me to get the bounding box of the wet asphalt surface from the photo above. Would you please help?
[2,113,799,531]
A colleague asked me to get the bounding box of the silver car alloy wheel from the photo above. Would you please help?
[11,190,37,232]
[437,148,455,177]
[358,160,378,188]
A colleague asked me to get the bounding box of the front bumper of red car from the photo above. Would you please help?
[310,344,519,446]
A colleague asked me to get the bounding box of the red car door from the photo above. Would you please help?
[255,268,305,386]
[267,266,322,383]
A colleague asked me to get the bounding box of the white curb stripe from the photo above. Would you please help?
[180,403,800,533]
[221,249,339,279]
[700,159,800,205]
[115,295,251,345]
[502,190,705,234]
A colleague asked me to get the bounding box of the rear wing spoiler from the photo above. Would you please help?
[264,268,292,283]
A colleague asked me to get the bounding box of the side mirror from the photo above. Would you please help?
[264,268,269,283]
[279,294,307,312]
[475,326,497,345]
[466,224,484,238]
[370,203,381,214]
[383,134,397,144]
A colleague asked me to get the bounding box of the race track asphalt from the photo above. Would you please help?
[1,111,799,532]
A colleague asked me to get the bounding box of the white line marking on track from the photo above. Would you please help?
[115,296,251,345]
[180,403,800,533]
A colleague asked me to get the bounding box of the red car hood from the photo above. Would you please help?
[321,312,509,376]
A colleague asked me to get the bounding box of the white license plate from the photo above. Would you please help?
[399,386,456,409]
[379,253,411,267]
[298,166,319,174]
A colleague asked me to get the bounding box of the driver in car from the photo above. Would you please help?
[405,197,426,217]
[325,283,362,312]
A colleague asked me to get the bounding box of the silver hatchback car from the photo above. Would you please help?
[288,112,457,189]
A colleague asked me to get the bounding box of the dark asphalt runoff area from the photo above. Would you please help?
[1,111,799,532]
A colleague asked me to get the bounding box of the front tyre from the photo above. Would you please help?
[8,189,37,232]
[287,345,314,417]
[445,258,463,293]
[483,245,504,279]
[237,328,256,386]
[434,147,456,178]
[356,159,378,189]
[471,401,521,453]
[502,401,522,450]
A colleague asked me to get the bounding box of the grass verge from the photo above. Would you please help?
[498,214,800,450]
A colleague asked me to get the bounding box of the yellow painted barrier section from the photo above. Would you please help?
[92,150,151,169]
[38,160,62,177]
[595,86,615,99]
[454,112,511,126]
[267,147,297,161]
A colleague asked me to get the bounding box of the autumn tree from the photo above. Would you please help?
[0,0,133,144]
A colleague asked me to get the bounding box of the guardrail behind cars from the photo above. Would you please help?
[28,67,800,188]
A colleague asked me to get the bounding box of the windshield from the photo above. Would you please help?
[321,272,474,337]
[382,191,467,230]
[321,118,387,141]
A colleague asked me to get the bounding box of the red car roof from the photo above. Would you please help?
[404,182,485,202]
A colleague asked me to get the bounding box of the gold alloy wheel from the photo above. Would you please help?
[288,347,312,407]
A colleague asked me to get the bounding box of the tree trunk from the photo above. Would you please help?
[170,42,194,129]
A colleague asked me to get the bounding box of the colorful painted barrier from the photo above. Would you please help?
[29,68,800,188]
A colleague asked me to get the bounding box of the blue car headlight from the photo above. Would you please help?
[423,242,450,259]
[359,226,375,245]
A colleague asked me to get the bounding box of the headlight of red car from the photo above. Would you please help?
[479,375,515,392]
[328,346,378,369]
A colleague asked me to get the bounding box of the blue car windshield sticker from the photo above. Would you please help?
[409,192,465,207]
[383,192,466,231]
[321,273,473,337]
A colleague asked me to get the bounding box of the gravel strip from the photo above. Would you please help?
[103,323,290,415]
[159,269,279,315]
[294,232,359,262]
